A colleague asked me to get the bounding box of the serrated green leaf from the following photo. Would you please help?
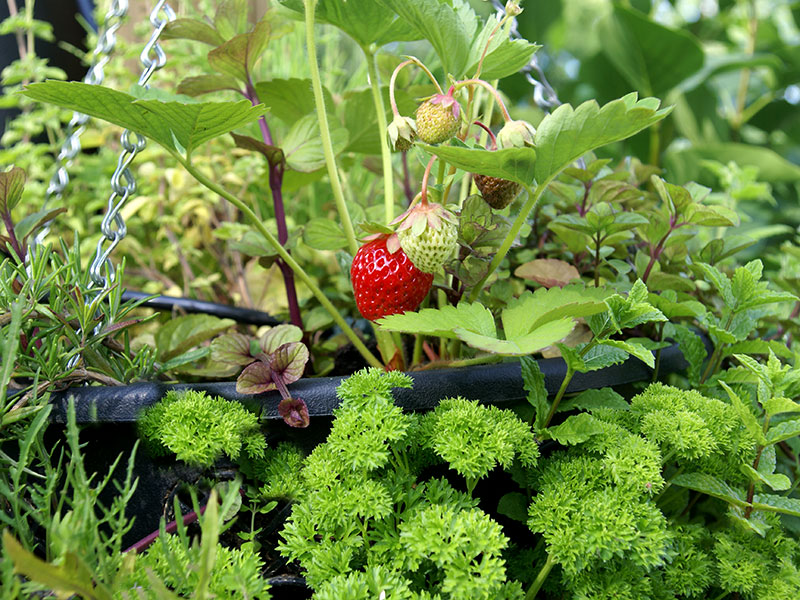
[686,204,739,227]
[501,285,609,341]
[557,387,629,413]
[303,218,347,250]
[237,360,276,394]
[545,413,604,445]
[763,397,800,417]
[664,323,707,385]
[155,314,236,361]
[270,342,309,385]
[534,93,671,183]
[520,356,549,431]
[420,144,536,187]
[24,82,267,156]
[597,339,655,368]
[672,472,747,507]
[765,419,800,445]
[0,165,25,213]
[177,74,242,97]
[282,0,419,47]
[456,318,575,356]
[377,302,495,340]
[740,464,791,491]
[283,113,349,172]
[751,494,800,517]
[719,381,768,446]
[724,340,795,361]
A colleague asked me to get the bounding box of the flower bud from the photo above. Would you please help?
[387,115,417,152]
[497,119,536,149]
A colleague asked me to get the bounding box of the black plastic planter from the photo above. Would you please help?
[45,343,693,589]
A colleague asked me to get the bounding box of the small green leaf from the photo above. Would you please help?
[14,207,66,243]
[497,492,530,523]
[763,397,800,416]
[751,494,800,517]
[155,314,236,361]
[672,472,747,507]
[0,165,25,213]
[420,144,536,187]
[739,464,791,491]
[558,387,629,413]
[664,323,707,385]
[599,339,655,368]
[303,218,348,250]
[719,381,768,447]
[520,355,549,431]
[765,419,800,445]
[545,413,605,445]
[210,333,253,366]
[254,78,334,125]
[259,324,303,354]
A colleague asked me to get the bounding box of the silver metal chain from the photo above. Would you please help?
[492,0,561,111]
[33,0,129,248]
[88,0,175,290]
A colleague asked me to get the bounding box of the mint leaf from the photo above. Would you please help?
[545,413,605,445]
[24,82,267,156]
[163,18,225,45]
[664,323,707,385]
[672,473,747,507]
[739,464,791,492]
[558,387,629,413]
[534,93,671,183]
[765,419,800,445]
[155,315,236,362]
[719,381,768,447]
[751,494,800,518]
[0,166,25,214]
[599,339,655,368]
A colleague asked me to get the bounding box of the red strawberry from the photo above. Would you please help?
[351,236,434,321]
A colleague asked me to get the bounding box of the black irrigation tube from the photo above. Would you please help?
[120,291,281,326]
[50,343,693,424]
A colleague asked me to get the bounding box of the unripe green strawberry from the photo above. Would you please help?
[394,201,459,273]
[387,115,417,152]
[474,173,523,210]
[415,87,461,145]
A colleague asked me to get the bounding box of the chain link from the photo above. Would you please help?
[33,0,129,249]
[491,0,561,111]
[88,0,175,289]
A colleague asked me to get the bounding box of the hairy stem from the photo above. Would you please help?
[174,153,383,369]
[401,152,414,205]
[304,0,357,255]
[364,48,395,223]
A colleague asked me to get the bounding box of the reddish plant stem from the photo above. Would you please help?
[641,217,684,284]
[471,120,497,150]
[124,503,207,554]
[244,83,303,329]
[420,155,436,205]
[2,210,25,261]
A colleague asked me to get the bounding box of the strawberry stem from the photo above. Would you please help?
[474,8,516,79]
[455,78,512,122]
[420,155,437,206]
[472,120,497,150]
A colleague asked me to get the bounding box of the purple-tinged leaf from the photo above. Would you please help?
[231,133,284,167]
[236,360,275,394]
[208,17,271,82]
[259,324,303,354]
[98,319,142,336]
[177,74,241,97]
[211,332,254,366]
[162,18,225,45]
[271,342,309,385]
[278,397,310,428]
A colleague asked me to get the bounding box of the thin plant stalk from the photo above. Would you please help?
[525,552,556,600]
[244,82,303,329]
[303,0,357,255]
[173,152,383,369]
[363,48,394,223]
[467,181,551,302]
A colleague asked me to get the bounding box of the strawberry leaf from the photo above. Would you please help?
[377,303,495,341]
[534,93,671,183]
[419,144,536,187]
[162,18,225,45]
[23,82,267,157]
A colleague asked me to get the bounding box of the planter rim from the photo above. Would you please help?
[50,343,692,424]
